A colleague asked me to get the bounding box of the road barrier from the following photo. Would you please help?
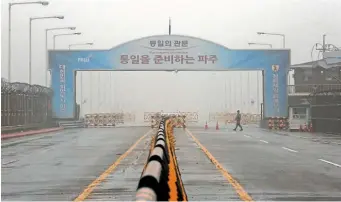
[136,117,187,201]
[144,112,198,123]
[267,117,289,130]
[84,113,135,127]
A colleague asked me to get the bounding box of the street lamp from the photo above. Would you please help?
[257,32,285,48]
[248,42,272,48]
[29,15,64,84]
[68,42,94,49]
[45,27,76,86]
[53,32,82,49]
[8,1,49,82]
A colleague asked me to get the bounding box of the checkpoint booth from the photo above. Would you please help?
[288,107,310,131]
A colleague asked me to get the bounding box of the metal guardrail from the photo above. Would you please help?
[288,84,341,95]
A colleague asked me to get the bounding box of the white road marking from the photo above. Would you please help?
[318,159,341,168]
[244,135,251,138]
[260,140,269,144]
[282,147,298,153]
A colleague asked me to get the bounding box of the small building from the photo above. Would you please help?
[288,51,341,131]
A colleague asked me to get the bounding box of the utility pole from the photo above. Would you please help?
[168,17,171,35]
[257,72,260,114]
[315,34,327,59]
[80,72,83,117]
[90,73,93,114]
[110,72,112,113]
[247,72,250,113]
[322,34,326,58]
[240,73,243,111]
[315,34,341,83]
[224,78,227,111]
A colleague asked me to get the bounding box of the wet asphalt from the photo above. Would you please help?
[174,128,241,201]
[186,125,341,201]
[1,127,152,201]
[1,125,341,201]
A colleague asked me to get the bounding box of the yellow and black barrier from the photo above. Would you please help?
[136,117,187,201]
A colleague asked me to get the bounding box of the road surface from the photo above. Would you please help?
[1,127,153,201]
[184,125,341,201]
[2,125,341,201]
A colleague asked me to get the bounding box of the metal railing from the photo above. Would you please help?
[288,84,341,95]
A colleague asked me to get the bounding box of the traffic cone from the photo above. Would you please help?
[205,121,208,130]
[216,121,219,130]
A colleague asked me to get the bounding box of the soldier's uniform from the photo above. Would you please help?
[233,110,243,131]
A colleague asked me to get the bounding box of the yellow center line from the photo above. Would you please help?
[141,134,156,175]
[185,129,254,202]
[169,125,188,201]
[73,130,152,202]
[165,121,179,201]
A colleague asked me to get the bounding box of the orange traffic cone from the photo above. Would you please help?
[205,121,208,130]
[216,122,219,130]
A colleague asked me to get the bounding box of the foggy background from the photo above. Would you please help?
[1,0,340,121]
[75,71,263,121]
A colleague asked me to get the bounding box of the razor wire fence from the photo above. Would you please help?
[1,78,53,128]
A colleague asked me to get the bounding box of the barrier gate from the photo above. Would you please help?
[144,112,199,123]
[84,113,135,127]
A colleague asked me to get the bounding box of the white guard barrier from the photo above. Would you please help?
[84,113,135,127]
[144,112,198,123]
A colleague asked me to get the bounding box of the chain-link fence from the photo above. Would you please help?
[1,78,53,127]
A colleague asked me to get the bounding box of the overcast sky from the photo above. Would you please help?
[1,0,341,118]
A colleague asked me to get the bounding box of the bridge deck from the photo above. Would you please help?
[2,126,341,201]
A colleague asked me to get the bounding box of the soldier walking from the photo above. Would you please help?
[233,110,243,131]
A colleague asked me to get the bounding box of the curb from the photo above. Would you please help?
[1,127,64,140]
